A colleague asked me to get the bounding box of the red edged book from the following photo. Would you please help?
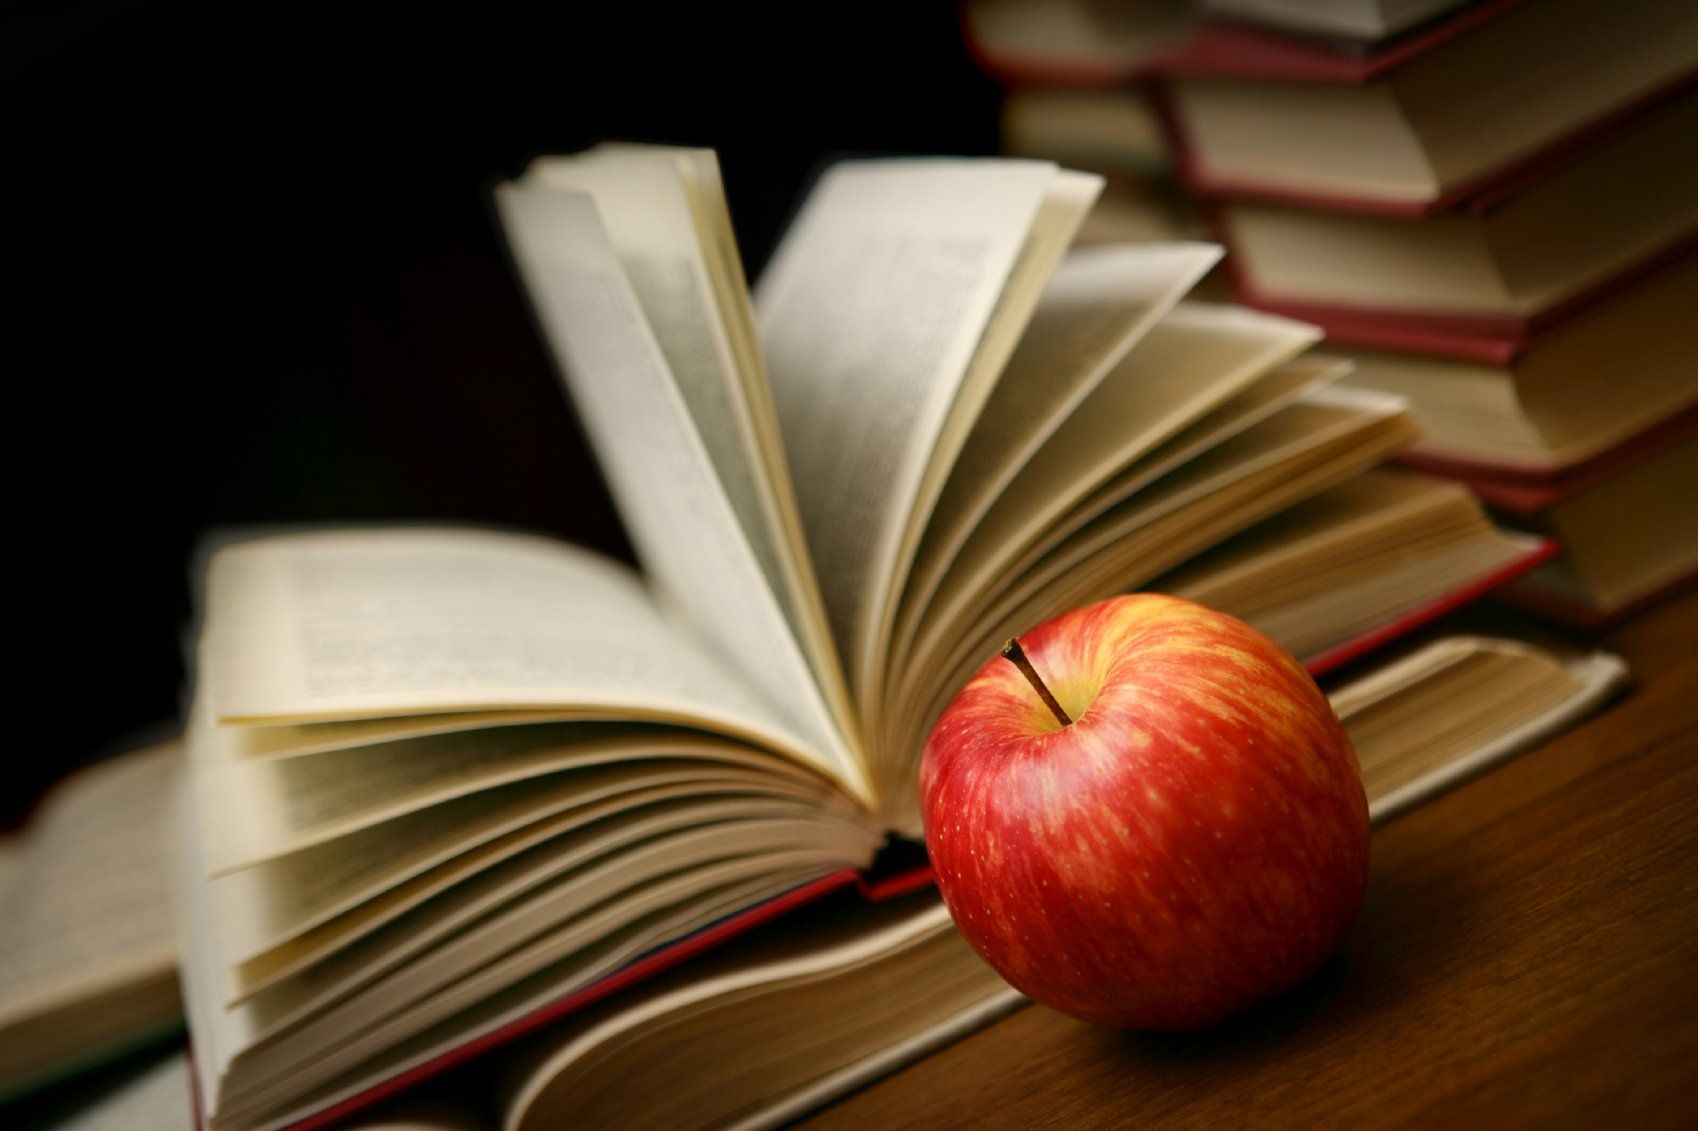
[1142,0,1698,218]
[1322,253,1698,479]
[1473,430,1698,628]
[1398,407,1698,512]
[1157,467,1558,679]
[1148,0,1528,86]
[1202,88,1698,352]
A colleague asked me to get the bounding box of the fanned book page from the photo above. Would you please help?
[756,160,1100,716]
[521,147,853,746]
[494,186,855,780]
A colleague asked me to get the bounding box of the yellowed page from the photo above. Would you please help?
[495,187,861,792]
[1158,469,1538,659]
[1331,635,1626,823]
[891,242,1222,681]
[892,391,1415,780]
[505,899,960,1102]
[755,159,1092,715]
[177,776,831,1129]
[1051,357,1349,554]
[525,148,853,742]
[227,710,594,760]
[205,759,842,971]
[215,845,861,1125]
[204,529,861,799]
[905,303,1319,682]
[199,867,824,1131]
[197,719,825,873]
[231,799,844,1030]
[0,743,181,1033]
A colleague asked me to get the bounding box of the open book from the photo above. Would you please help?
[0,742,182,1102]
[177,146,1448,1130]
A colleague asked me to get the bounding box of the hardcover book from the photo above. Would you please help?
[1491,432,1698,625]
[0,744,182,1102]
[1211,93,1698,341]
[1146,0,1698,215]
[1331,252,1698,476]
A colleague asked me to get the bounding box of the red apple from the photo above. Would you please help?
[920,593,1368,1030]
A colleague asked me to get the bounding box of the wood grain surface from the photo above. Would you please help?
[804,588,1698,1129]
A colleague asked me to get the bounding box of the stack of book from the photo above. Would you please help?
[1143,0,1698,626]
[962,0,1203,246]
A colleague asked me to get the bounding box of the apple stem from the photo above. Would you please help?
[1001,637,1072,726]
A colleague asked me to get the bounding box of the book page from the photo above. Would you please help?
[1159,469,1473,601]
[891,242,1221,681]
[0,744,180,1024]
[886,390,1414,792]
[501,890,1020,1131]
[205,759,849,970]
[1331,636,1627,823]
[755,159,1088,708]
[217,838,864,1116]
[495,186,861,793]
[524,149,853,738]
[177,777,837,1126]
[207,865,832,1131]
[1155,469,1540,661]
[947,390,1413,668]
[208,866,811,1131]
[204,528,864,800]
[898,304,1318,688]
[1057,357,1349,554]
[227,710,594,761]
[230,798,846,1027]
[196,719,829,873]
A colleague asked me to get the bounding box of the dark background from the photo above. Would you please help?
[10,0,1000,821]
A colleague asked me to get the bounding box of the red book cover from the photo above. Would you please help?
[1495,566,1698,630]
[1219,229,1698,360]
[1145,31,1698,219]
[190,860,935,1131]
[1140,0,1527,85]
[1399,407,1698,513]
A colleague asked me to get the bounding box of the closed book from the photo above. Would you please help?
[1145,0,1698,216]
[1489,433,1698,625]
[1210,90,1698,341]
[1333,254,1698,477]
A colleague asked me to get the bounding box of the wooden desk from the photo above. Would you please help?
[806,588,1698,1128]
